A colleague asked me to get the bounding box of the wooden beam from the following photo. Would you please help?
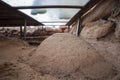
[44,25,65,26]
[42,21,68,23]
[14,5,83,9]
[66,0,103,26]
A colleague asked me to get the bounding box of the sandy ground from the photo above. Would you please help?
[0,37,65,80]
[27,33,119,80]
[0,38,35,61]
[0,33,120,80]
[83,33,120,72]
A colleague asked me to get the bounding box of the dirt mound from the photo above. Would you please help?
[112,73,120,80]
[0,38,64,80]
[0,38,28,47]
[81,19,113,40]
[0,38,34,61]
[87,39,120,72]
[28,33,117,80]
[80,18,120,72]
[0,60,41,80]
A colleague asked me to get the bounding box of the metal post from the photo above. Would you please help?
[76,18,81,37]
[68,26,70,32]
[42,26,44,31]
[20,26,22,39]
[24,19,27,39]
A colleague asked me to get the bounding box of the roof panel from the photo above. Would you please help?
[66,0,103,26]
[2,0,89,6]
[2,0,90,26]
[0,1,43,27]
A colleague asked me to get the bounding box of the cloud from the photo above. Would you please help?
[31,0,89,19]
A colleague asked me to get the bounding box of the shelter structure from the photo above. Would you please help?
[0,1,43,38]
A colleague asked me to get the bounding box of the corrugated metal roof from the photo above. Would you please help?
[2,0,90,26]
[0,1,43,27]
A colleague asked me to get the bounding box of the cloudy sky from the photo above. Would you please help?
[2,0,89,26]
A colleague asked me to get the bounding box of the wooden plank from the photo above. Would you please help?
[44,25,65,26]
[26,36,48,39]
[41,21,68,23]
[66,0,103,26]
[14,5,83,9]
